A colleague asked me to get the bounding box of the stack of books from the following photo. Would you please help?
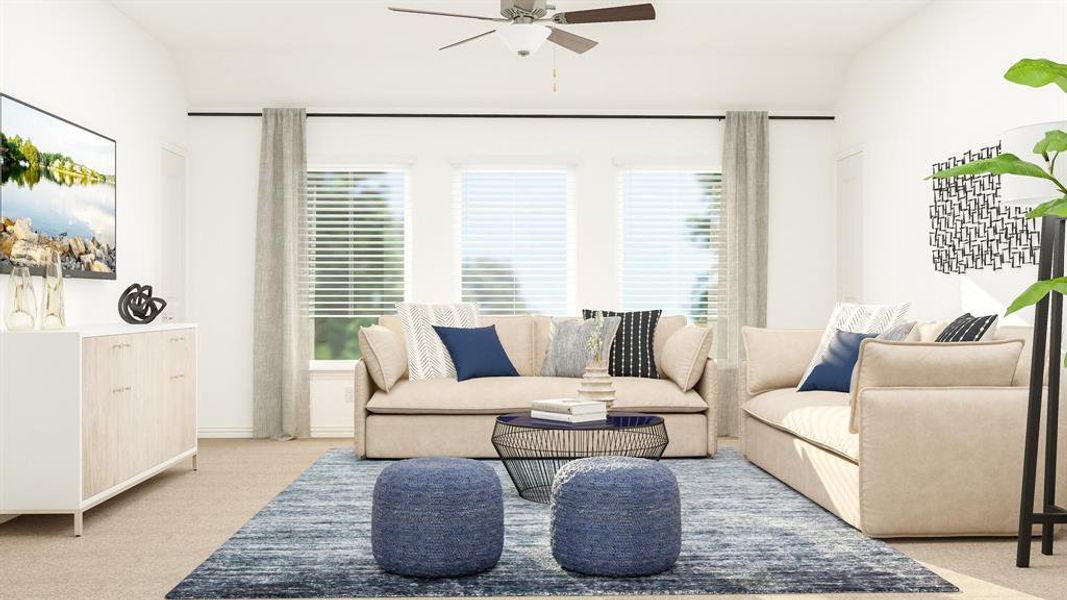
[530,398,607,423]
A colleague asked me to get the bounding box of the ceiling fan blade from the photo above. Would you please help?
[546,27,598,54]
[439,30,497,51]
[552,3,656,24]
[388,7,507,22]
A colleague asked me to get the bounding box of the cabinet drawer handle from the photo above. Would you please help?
[169,336,185,342]
[111,343,132,350]
[169,374,185,380]
[112,386,131,394]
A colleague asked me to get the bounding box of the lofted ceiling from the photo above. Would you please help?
[112,0,929,112]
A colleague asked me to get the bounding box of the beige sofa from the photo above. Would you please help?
[740,325,1067,538]
[354,314,718,459]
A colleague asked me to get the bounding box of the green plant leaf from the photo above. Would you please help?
[1033,129,1067,155]
[1005,277,1067,315]
[1025,196,1067,218]
[926,153,1053,181]
[1005,58,1067,93]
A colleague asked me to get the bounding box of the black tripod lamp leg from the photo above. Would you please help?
[1017,216,1057,568]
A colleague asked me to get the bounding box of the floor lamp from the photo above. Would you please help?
[1009,121,1067,568]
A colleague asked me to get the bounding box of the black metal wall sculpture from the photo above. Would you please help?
[117,283,167,324]
[929,141,1040,274]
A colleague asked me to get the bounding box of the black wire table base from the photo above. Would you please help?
[491,412,669,503]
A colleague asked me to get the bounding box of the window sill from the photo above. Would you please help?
[309,360,358,372]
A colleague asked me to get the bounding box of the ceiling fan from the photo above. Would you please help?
[388,1,656,57]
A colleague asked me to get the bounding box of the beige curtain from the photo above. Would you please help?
[253,108,311,439]
[718,111,769,436]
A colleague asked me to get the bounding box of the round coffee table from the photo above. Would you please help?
[491,412,669,503]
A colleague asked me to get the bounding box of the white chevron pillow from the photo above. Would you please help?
[395,303,480,380]
[798,301,911,391]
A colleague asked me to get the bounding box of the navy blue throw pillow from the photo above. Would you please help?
[798,330,879,393]
[432,325,519,382]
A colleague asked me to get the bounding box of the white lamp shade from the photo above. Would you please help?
[497,24,550,56]
[1001,120,1067,207]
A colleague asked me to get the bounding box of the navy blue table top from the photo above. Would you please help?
[497,411,664,430]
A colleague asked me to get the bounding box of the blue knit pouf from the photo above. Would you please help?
[372,458,503,578]
[550,457,681,577]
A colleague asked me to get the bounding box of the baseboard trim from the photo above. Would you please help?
[197,426,353,439]
[198,427,254,438]
[311,426,355,438]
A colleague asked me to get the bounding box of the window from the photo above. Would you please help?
[619,169,724,325]
[458,169,572,315]
[307,170,406,360]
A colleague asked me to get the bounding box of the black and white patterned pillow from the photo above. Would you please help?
[935,313,998,342]
[582,309,662,378]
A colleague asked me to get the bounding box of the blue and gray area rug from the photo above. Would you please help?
[168,448,957,598]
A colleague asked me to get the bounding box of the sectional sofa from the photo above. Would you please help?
[353,314,718,459]
[741,324,1067,537]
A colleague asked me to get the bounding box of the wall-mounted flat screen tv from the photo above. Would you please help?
[1,93,116,279]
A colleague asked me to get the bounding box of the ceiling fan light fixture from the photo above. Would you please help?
[497,23,551,56]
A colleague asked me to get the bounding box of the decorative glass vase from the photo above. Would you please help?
[578,360,615,410]
[4,266,38,331]
[40,255,66,330]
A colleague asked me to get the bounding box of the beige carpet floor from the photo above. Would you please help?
[1,438,1064,600]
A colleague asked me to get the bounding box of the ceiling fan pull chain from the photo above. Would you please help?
[552,45,558,93]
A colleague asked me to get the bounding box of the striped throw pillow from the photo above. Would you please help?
[935,313,998,342]
[582,309,662,378]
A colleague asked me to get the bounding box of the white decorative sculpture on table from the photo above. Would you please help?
[579,310,615,410]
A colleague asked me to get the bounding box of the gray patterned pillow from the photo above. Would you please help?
[878,321,917,341]
[540,316,621,378]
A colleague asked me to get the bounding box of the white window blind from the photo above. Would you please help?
[619,170,724,325]
[306,170,406,319]
[458,169,572,316]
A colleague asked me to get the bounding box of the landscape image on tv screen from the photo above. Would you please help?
[1,94,116,279]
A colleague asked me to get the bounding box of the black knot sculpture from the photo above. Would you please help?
[118,283,167,325]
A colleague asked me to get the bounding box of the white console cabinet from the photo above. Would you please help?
[0,323,198,535]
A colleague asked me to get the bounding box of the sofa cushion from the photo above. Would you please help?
[848,337,1024,433]
[358,325,407,392]
[367,376,708,415]
[994,325,1038,386]
[660,325,714,392]
[741,327,823,395]
[743,389,857,462]
[654,315,687,378]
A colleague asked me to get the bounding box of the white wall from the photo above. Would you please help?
[0,0,188,326]
[835,0,1067,322]
[188,117,835,436]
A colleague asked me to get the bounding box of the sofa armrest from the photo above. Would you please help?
[849,338,1025,432]
[353,359,376,458]
[740,327,822,395]
[694,358,718,456]
[858,386,1066,537]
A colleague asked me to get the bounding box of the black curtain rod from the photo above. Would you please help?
[186,111,834,120]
